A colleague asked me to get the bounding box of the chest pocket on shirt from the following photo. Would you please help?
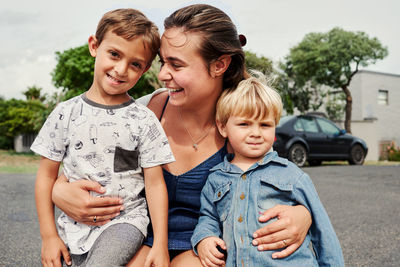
[257,177,294,210]
[114,146,139,172]
[213,182,232,222]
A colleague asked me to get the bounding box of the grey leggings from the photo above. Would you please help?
[63,223,144,267]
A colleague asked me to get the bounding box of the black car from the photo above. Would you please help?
[273,115,368,167]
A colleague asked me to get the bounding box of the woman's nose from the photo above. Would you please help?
[158,64,171,82]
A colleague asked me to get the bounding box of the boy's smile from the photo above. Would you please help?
[87,31,152,105]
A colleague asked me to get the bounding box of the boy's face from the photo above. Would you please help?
[217,112,276,163]
[88,31,152,102]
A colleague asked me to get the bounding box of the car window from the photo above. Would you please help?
[317,118,340,135]
[299,117,319,133]
[293,119,304,132]
[278,115,294,126]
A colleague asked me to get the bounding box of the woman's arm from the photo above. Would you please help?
[252,205,312,259]
[52,174,123,226]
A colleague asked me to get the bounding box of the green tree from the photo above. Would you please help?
[245,51,274,75]
[284,27,388,133]
[325,91,346,121]
[52,45,95,100]
[51,44,162,100]
[0,98,46,149]
[275,62,326,114]
[23,86,47,102]
[244,51,303,113]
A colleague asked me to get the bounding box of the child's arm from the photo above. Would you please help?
[191,179,227,266]
[296,173,344,266]
[35,157,71,267]
[143,165,169,267]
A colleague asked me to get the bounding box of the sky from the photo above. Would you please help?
[1,0,399,99]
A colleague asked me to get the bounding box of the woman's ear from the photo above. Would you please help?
[210,55,232,78]
[216,120,228,138]
[88,35,98,58]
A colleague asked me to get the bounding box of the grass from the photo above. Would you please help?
[0,150,399,174]
[0,150,41,173]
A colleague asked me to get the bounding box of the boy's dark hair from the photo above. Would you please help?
[95,8,160,66]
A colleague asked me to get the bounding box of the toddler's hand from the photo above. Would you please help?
[197,237,226,267]
[41,235,71,267]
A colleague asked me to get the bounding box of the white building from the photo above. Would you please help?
[339,70,400,161]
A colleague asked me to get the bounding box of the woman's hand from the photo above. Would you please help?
[52,174,123,226]
[252,204,312,259]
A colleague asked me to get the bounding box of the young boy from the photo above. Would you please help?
[31,9,174,267]
[191,73,344,266]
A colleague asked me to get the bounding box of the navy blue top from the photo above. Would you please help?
[144,144,228,250]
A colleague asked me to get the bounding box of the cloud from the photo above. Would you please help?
[0,0,399,100]
[0,10,38,26]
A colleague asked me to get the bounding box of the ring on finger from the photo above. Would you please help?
[282,239,287,246]
[93,215,97,223]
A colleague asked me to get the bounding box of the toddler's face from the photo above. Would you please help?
[219,113,276,162]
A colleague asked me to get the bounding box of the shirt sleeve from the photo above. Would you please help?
[136,88,168,106]
[30,103,67,162]
[138,109,175,168]
[294,173,345,266]
[191,178,222,255]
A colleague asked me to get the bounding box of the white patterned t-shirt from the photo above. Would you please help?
[31,93,175,254]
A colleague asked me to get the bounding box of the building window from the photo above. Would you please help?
[377,90,388,105]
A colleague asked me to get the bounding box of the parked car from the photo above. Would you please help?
[273,115,368,167]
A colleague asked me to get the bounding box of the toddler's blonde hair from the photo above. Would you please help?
[216,71,283,126]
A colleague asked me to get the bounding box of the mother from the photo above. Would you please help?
[52,4,311,266]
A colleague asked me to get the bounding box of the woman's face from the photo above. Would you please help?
[158,28,223,107]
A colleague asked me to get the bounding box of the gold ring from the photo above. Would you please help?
[93,215,97,223]
[283,239,287,246]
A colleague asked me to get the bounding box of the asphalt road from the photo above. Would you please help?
[1,165,399,266]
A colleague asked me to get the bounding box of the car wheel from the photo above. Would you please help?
[348,144,365,165]
[288,144,307,167]
[309,159,322,166]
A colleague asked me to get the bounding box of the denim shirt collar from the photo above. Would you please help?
[210,151,288,174]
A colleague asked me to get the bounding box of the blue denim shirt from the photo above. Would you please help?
[191,151,344,266]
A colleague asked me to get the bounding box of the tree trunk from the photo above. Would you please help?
[342,85,352,134]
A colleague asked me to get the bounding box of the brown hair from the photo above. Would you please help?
[164,4,249,90]
[95,8,160,66]
[216,71,283,126]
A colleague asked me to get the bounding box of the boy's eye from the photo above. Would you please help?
[261,122,274,127]
[131,62,143,69]
[110,51,119,58]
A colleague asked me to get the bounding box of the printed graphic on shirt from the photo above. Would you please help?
[31,94,175,254]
